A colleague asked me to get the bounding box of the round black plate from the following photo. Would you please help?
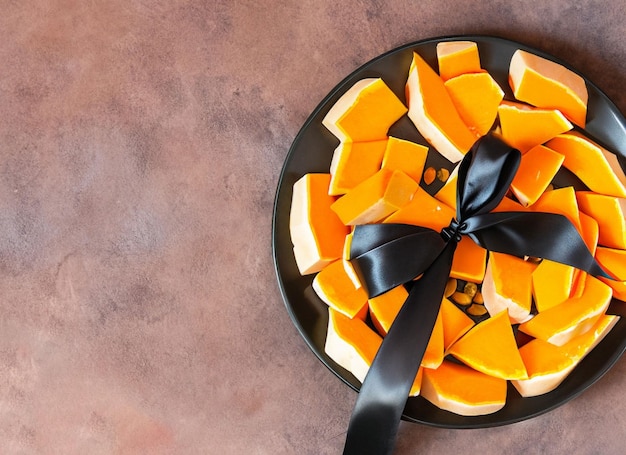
[272,35,626,428]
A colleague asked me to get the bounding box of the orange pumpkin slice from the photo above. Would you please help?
[546,132,626,198]
[341,231,363,290]
[381,136,429,183]
[406,52,478,163]
[328,139,388,196]
[450,236,488,283]
[444,71,505,136]
[384,186,455,231]
[448,310,528,380]
[421,309,445,369]
[595,246,626,280]
[560,314,620,362]
[441,297,475,351]
[421,360,507,416]
[313,259,368,319]
[568,211,601,298]
[518,275,613,346]
[322,78,408,142]
[482,252,537,324]
[509,49,588,127]
[290,173,349,274]
[436,41,481,81]
[579,211,600,256]
[325,308,423,396]
[595,246,626,301]
[497,101,573,153]
[511,338,577,397]
[367,285,444,369]
[367,285,408,336]
[325,308,381,383]
[532,259,575,313]
[510,144,564,206]
[331,169,418,225]
[576,191,626,249]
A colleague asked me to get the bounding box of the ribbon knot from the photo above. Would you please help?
[441,219,465,243]
[342,133,614,455]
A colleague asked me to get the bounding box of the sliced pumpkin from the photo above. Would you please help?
[450,236,488,283]
[560,314,621,362]
[509,49,588,127]
[532,259,575,313]
[444,71,504,136]
[322,78,407,142]
[511,338,577,397]
[328,139,388,196]
[518,275,613,346]
[313,259,368,319]
[448,310,528,380]
[497,101,573,153]
[331,169,418,225]
[325,308,422,396]
[595,246,626,301]
[436,41,481,81]
[384,185,455,231]
[368,285,408,336]
[510,144,564,207]
[290,173,349,274]
[482,252,537,324]
[441,297,475,351]
[576,191,626,249]
[546,132,626,198]
[381,136,429,183]
[421,360,507,416]
[406,52,478,163]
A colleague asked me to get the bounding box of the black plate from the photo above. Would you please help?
[272,35,626,428]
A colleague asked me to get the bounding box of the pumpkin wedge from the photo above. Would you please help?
[421,360,507,416]
[406,52,478,163]
[448,310,528,380]
[518,275,613,346]
[290,173,349,274]
[509,49,588,127]
[322,78,407,142]
[546,132,626,198]
[436,41,481,81]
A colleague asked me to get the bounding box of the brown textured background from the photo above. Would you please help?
[1,1,625,454]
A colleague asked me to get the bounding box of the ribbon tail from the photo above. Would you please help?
[342,242,457,455]
[466,211,614,279]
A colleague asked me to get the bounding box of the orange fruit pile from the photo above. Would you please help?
[290,41,625,416]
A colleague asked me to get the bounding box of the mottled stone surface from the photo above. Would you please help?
[0,1,625,454]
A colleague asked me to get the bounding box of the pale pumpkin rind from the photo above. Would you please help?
[290,174,349,275]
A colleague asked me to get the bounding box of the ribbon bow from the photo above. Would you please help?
[342,134,612,455]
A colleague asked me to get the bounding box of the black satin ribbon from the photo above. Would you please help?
[342,134,613,455]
